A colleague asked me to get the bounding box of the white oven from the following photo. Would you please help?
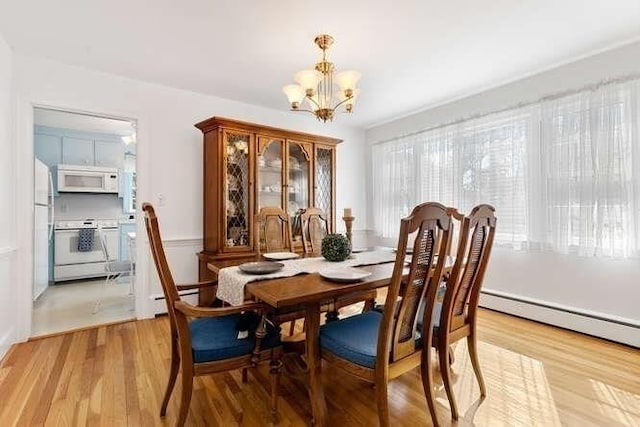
[54,220,119,281]
[56,164,119,193]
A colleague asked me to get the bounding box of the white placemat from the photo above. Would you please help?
[216,250,398,306]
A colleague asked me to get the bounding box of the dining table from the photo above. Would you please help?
[207,249,452,426]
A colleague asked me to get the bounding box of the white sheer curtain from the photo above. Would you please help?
[373,108,532,245]
[372,136,420,238]
[419,109,532,246]
[371,79,640,258]
[539,82,640,257]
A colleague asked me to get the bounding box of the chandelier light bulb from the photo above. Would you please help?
[294,70,323,93]
[335,70,362,93]
[282,84,305,109]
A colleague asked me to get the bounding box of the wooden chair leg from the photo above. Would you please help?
[160,339,180,416]
[374,375,390,427]
[241,368,248,383]
[177,364,194,427]
[270,354,283,420]
[438,345,459,420]
[325,310,339,322]
[448,345,455,366]
[362,297,375,312]
[288,320,296,336]
[420,347,440,427]
[467,333,486,397]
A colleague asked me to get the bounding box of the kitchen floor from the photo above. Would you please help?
[32,277,135,337]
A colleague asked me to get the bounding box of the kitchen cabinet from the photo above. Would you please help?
[196,117,340,284]
[95,140,124,168]
[34,126,128,169]
[34,133,62,168]
[62,136,94,165]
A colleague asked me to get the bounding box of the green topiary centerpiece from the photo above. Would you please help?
[321,234,351,262]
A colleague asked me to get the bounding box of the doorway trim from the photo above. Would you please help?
[16,101,154,341]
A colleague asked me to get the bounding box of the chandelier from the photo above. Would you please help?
[282,34,361,122]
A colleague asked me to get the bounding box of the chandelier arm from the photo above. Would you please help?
[305,96,321,109]
[290,108,317,116]
[332,95,354,110]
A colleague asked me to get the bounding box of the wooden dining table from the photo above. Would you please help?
[207,251,452,426]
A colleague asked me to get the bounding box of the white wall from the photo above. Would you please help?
[366,41,640,346]
[0,33,16,359]
[11,55,367,339]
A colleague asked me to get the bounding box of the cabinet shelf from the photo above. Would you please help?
[259,167,282,173]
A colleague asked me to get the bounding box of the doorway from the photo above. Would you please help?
[32,107,137,336]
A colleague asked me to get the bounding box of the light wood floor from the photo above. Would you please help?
[32,278,134,337]
[1,308,638,426]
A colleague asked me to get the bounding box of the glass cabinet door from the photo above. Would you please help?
[315,146,335,232]
[286,142,312,216]
[257,137,285,211]
[223,130,251,249]
[287,141,312,243]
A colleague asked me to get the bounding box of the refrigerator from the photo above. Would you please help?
[34,158,54,300]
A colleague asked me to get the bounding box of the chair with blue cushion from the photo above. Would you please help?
[143,203,282,427]
[319,202,452,427]
[421,204,496,423]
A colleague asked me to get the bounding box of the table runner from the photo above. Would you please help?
[216,250,398,306]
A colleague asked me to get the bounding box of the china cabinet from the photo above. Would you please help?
[196,117,340,287]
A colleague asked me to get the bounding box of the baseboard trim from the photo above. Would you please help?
[480,289,639,348]
[0,327,16,364]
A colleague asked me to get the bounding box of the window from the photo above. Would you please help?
[372,80,640,258]
[540,87,639,257]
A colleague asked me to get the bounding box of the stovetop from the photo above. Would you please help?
[54,219,119,229]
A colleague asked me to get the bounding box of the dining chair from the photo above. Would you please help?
[255,206,294,254]
[300,207,329,253]
[319,202,452,427]
[92,225,134,314]
[420,204,496,423]
[143,203,283,426]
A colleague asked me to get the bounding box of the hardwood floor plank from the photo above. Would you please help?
[0,309,638,426]
[30,333,74,424]
[2,338,61,424]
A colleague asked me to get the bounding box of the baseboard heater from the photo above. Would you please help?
[479,289,639,348]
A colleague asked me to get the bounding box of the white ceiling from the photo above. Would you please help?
[2,0,640,128]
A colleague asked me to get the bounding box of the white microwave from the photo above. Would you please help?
[56,164,119,193]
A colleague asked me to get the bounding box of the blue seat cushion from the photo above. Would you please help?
[320,310,382,368]
[189,314,280,363]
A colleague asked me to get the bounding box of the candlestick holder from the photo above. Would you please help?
[342,215,355,245]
